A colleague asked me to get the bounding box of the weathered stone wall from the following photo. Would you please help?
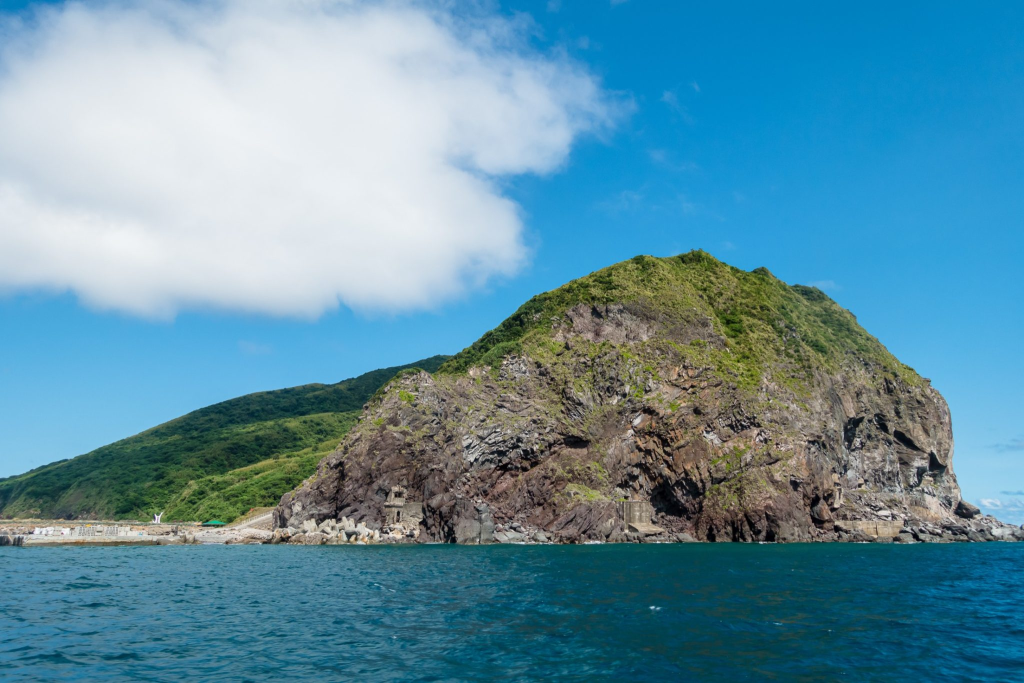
[617,500,653,525]
[402,502,424,523]
[834,520,904,538]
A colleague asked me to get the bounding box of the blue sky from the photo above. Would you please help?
[0,1,1021,515]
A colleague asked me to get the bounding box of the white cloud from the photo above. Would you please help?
[678,195,697,215]
[238,340,273,356]
[0,0,620,318]
[596,189,644,214]
[648,148,698,172]
[660,89,693,124]
[979,497,1024,525]
[992,437,1024,452]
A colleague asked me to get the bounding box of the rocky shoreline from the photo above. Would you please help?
[4,512,1023,547]
[263,511,1024,546]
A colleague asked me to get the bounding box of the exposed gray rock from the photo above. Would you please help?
[494,530,526,543]
[453,502,495,544]
[955,500,981,519]
[810,500,833,523]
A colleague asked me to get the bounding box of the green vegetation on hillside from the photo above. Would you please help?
[0,356,448,521]
[161,412,360,522]
[440,252,919,390]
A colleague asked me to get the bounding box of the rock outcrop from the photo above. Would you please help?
[275,252,1019,544]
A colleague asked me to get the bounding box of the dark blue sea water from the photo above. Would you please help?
[1,544,1022,682]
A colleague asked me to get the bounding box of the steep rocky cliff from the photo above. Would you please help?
[276,252,1005,543]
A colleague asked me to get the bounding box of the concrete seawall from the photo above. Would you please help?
[0,520,273,546]
[19,535,181,547]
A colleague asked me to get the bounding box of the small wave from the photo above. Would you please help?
[17,651,80,666]
[64,581,111,590]
[101,651,141,661]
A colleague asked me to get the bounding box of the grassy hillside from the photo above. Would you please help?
[440,251,919,390]
[0,356,448,521]
[160,412,361,523]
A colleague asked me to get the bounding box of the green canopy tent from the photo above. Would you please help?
[201,520,227,527]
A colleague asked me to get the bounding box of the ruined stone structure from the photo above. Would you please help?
[617,500,665,537]
[402,501,424,524]
[834,520,903,538]
[384,486,407,525]
[618,500,654,525]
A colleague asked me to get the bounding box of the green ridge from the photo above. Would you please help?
[0,356,448,521]
[440,252,919,389]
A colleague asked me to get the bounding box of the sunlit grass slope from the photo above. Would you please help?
[0,356,448,521]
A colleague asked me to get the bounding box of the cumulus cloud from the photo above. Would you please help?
[0,0,619,318]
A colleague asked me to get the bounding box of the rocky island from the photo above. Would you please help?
[273,252,1023,545]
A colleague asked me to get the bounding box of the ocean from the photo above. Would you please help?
[1,543,1022,682]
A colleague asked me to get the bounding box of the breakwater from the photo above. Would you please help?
[15,524,183,547]
[0,520,274,547]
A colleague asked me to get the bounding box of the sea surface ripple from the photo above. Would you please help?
[1,543,1022,681]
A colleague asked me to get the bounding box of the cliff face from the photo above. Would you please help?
[276,252,982,543]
